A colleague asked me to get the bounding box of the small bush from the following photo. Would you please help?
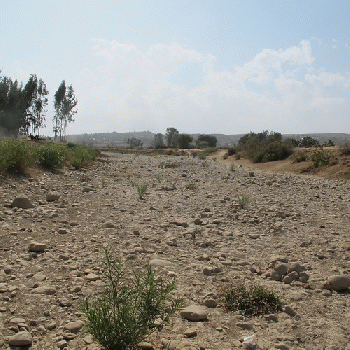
[197,147,217,160]
[293,151,308,163]
[340,143,350,156]
[223,284,282,316]
[227,147,236,156]
[223,152,228,160]
[185,182,197,191]
[130,180,148,199]
[36,144,66,169]
[68,145,99,169]
[82,248,182,350]
[0,139,34,174]
[237,195,249,209]
[159,162,179,169]
[311,148,331,168]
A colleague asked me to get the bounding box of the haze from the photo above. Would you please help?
[1,0,349,136]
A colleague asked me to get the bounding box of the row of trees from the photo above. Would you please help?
[151,127,218,149]
[0,72,77,140]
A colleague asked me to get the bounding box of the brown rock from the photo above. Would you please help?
[8,331,32,346]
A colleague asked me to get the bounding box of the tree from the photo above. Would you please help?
[54,80,77,141]
[0,75,27,136]
[196,134,217,148]
[27,76,48,136]
[127,137,143,149]
[177,133,193,149]
[165,127,179,148]
[152,133,165,149]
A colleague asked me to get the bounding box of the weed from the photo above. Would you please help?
[340,143,350,156]
[311,148,331,168]
[185,182,197,191]
[0,139,34,174]
[237,195,249,209]
[130,180,148,199]
[248,171,255,177]
[223,152,228,160]
[197,147,217,160]
[293,151,308,163]
[230,165,235,172]
[82,248,182,350]
[222,284,282,316]
[159,162,179,169]
[101,178,108,188]
[36,144,66,169]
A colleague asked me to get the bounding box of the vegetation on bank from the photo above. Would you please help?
[0,139,99,174]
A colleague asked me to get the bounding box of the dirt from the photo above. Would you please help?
[0,150,349,350]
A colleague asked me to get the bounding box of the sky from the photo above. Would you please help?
[1,0,349,136]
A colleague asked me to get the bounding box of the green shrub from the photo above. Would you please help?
[82,248,182,350]
[159,162,179,169]
[340,143,350,156]
[293,151,308,163]
[227,147,236,156]
[130,181,148,199]
[311,148,331,168]
[36,144,66,169]
[223,152,228,160]
[237,195,249,209]
[0,139,34,174]
[223,284,282,316]
[197,147,217,160]
[68,145,99,169]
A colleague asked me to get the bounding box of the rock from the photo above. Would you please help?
[236,322,254,330]
[57,339,68,349]
[11,196,35,209]
[137,342,154,349]
[149,259,173,267]
[203,298,217,308]
[64,320,84,333]
[46,191,60,202]
[323,275,350,292]
[57,228,68,234]
[283,305,297,317]
[34,285,56,295]
[8,331,32,346]
[184,328,198,338]
[274,263,288,276]
[203,266,222,276]
[179,305,209,321]
[28,241,46,253]
[104,221,116,228]
[85,273,99,281]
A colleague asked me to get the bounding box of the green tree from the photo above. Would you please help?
[127,137,143,149]
[54,80,77,141]
[152,133,165,149]
[196,134,217,148]
[0,75,27,136]
[165,127,179,148]
[177,133,193,149]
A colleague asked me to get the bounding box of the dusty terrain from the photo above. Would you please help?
[0,151,349,350]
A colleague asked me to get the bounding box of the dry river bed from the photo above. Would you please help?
[0,151,350,350]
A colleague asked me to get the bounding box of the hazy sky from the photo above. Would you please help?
[1,0,349,136]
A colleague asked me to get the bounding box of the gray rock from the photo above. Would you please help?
[149,259,173,267]
[179,305,209,321]
[324,275,350,292]
[11,196,35,209]
[28,241,46,253]
[64,320,84,333]
[203,266,222,276]
[34,285,56,295]
[46,191,60,202]
[8,331,32,346]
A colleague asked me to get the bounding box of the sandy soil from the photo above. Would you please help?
[0,150,349,350]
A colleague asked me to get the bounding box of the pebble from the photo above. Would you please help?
[11,196,35,209]
[180,305,209,321]
[8,331,32,346]
[324,275,350,292]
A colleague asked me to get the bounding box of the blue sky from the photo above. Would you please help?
[1,0,349,136]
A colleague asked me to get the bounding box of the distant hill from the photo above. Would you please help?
[66,131,350,147]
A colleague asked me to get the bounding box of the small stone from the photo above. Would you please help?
[149,259,173,267]
[324,275,350,292]
[57,339,68,349]
[64,320,84,333]
[137,342,154,349]
[184,328,198,338]
[8,331,32,346]
[57,228,68,234]
[179,305,209,321]
[236,322,253,330]
[46,321,57,330]
[11,196,35,209]
[28,241,46,253]
[203,298,217,308]
[85,273,99,281]
[203,266,222,276]
[104,221,116,228]
[274,263,288,276]
[46,191,60,202]
[283,305,297,317]
[34,285,56,295]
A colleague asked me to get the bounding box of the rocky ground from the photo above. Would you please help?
[0,151,350,350]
